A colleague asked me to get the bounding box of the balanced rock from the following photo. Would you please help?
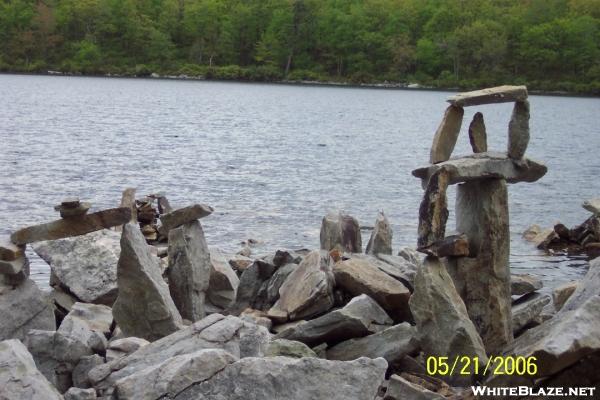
[54,202,91,219]
[11,207,131,245]
[366,211,393,255]
[468,112,487,153]
[320,211,362,253]
[158,204,213,236]
[511,273,543,296]
[417,169,449,249]
[447,85,528,107]
[507,100,530,159]
[112,223,183,341]
[0,256,30,285]
[429,105,464,164]
[275,294,392,346]
[333,258,411,321]
[0,235,25,261]
[512,293,551,334]
[167,220,212,321]
[119,188,138,225]
[33,229,121,305]
[207,248,239,310]
[418,234,469,257]
[269,250,334,321]
[552,281,578,311]
[0,339,63,400]
[0,279,55,341]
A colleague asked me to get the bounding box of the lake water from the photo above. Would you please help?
[1,74,599,291]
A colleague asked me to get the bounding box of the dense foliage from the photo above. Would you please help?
[1,0,599,93]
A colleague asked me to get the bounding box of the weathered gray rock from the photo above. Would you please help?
[265,339,317,358]
[0,235,24,261]
[511,274,543,296]
[115,349,237,400]
[229,260,276,315]
[158,204,213,236]
[112,223,183,341]
[228,254,254,272]
[207,248,239,309]
[583,198,600,215]
[64,387,97,400]
[560,257,600,313]
[320,211,362,253]
[350,254,418,292]
[417,169,449,249]
[397,247,421,266]
[272,249,302,267]
[167,221,211,322]
[507,100,530,159]
[0,339,63,400]
[58,313,108,354]
[326,322,419,364]
[552,281,578,311]
[430,105,464,164]
[447,85,528,107]
[512,293,551,334]
[33,229,121,305]
[63,302,113,337]
[468,112,487,153]
[119,188,137,225]
[409,257,487,383]
[72,354,104,389]
[106,337,149,362]
[413,152,547,189]
[89,314,270,395]
[11,207,132,245]
[0,279,55,341]
[173,356,387,400]
[263,263,296,307]
[447,179,512,354]
[333,258,411,322]
[275,294,392,347]
[240,309,272,330]
[384,374,445,400]
[366,211,393,255]
[269,251,334,322]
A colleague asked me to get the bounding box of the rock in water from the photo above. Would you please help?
[552,281,578,312]
[507,100,530,159]
[0,339,63,400]
[112,224,183,341]
[33,230,121,305]
[0,279,55,341]
[167,221,211,321]
[429,105,464,164]
[158,204,214,236]
[447,85,528,107]
[365,211,393,255]
[447,179,512,354]
[559,257,600,313]
[468,112,487,153]
[207,248,239,310]
[417,169,449,249]
[269,250,334,321]
[512,293,551,334]
[409,257,487,384]
[319,211,362,253]
[173,356,387,400]
[510,274,543,296]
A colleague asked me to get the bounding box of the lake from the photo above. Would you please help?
[1,74,599,291]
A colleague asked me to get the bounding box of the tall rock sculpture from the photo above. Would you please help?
[413,86,547,354]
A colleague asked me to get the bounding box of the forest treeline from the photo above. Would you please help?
[1,0,599,93]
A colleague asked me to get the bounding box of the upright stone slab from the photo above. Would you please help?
[508,100,530,159]
[320,211,362,253]
[468,112,487,153]
[120,188,137,224]
[112,224,183,341]
[447,179,512,353]
[167,221,211,321]
[417,169,449,250]
[365,211,393,255]
[429,105,464,164]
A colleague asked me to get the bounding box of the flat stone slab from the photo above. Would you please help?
[158,204,214,236]
[447,85,528,107]
[412,152,547,188]
[11,207,132,245]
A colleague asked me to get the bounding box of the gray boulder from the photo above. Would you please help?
[207,248,239,310]
[33,229,121,305]
[350,254,417,292]
[429,105,464,164]
[264,339,317,358]
[366,211,393,255]
[512,293,551,334]
[553,281,578,311]
[320,211,362,253]
[560,257,600,313]
[229,260,276,315]
[64,387,97,400]
[511,274,543,296]
[158,204,214,236]
[106,337,149,362]
[72,354,104,389]
[62,302,113,337]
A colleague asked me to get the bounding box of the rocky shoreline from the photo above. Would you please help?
[1,86,599,400]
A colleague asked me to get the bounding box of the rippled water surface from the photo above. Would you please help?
[1,74,599,290]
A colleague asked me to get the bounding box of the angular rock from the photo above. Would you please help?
[228,260,276,315]
[384,374,445,400]
[158,204,214,236]
[510,273,543,296]
[413,152,547,189]
[269,250,335,321]
[349,253,417,292]
[409,257,487,383]
[333,258,411,321]
[560,257,600,313]
[326,322,419,364]
[0,339,63,400]
[0,256,30,285]
[263,263,296,307]
[320,211,362,253]
[553,281,578,311]
[265,339,317,358]
[106,337,149,362]
[72,354,104,389]
[207,248,239,310]
[112,223,183,341]
[89,314,270,394]
[366,211,393,255]
[512,292,551,334]
[63,302,114,337]
[417,169,449,249]
[272,249,302,267]
[240,309,273,330]
[275,294,392,347]
[55,202,92,218]
[11,207,132,245]
[468,112,487,153]
[120,188,137,224]
[0,235,25,261]
[173,356,387,400]
[447,85,528,107]
[33,229,121,305]
[418,234,469,257]
[64,387,97,400]
[167,220,211,322]
[583,198,600,215]
[228,254,254,272]
[397,247,421,266]
[0,279,55,341]
[507,100,530,159]
[429,105,464,164]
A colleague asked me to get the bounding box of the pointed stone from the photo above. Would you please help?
[447,85,528,107]
[158,204,214,236]
[552,281,578,312]
[417,169,449,249]
[508,100,530,159]
[112,224,183,341]
[320,211,362,253]
[120,188,138,224]
[429,105,464,164]
[207,248,239,309]
[365,211,393,255]
[468,112,487,153]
